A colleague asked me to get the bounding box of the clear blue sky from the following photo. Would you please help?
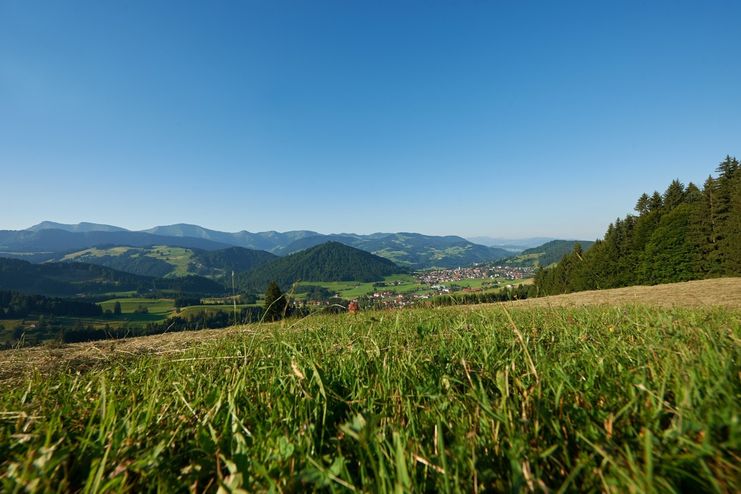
[1,1,739,239]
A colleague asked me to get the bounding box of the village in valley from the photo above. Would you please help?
[416,264,535,288]
[293,264,537,310]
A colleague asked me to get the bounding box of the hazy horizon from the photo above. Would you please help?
[2,1,739,238]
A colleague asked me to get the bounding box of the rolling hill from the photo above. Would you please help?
[239,242,406,291]
[48,245,277,280]
[0,258,224,297]
[501,239,595,267]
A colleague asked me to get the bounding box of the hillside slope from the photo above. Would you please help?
[50,245,277,280]
[0,258,224,297]
[502,239,595,267]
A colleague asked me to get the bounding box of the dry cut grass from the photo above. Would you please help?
[501,277,741,309]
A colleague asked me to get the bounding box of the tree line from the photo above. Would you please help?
[535,156,741,295]
[0,290,103,318]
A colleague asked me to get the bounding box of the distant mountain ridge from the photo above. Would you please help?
[27,221,129,233]
[467,236,557,251]
[8,222,517,269]
[276,232,512,269]
[143,224,319,252]
[0,229,231,253]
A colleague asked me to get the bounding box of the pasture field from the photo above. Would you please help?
[98,298,175,316]
[295,274,423,300]
[1,279,739,492]
[177,304,260,317]
[296,274,528,300]
[145,246,194,277]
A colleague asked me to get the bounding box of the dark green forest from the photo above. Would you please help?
[0,291,103,318]
[239,242,406,291]
[0,258,224,297]
[536,156,741,294]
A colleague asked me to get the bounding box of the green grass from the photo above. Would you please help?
[98,298,175,316]
[0,303,738,491]
[296,274,424,300]
[177,304,254,317]
[61,246,135,261]
[144,246,194,277]
[295,274,524,300]
[444,277,532,290]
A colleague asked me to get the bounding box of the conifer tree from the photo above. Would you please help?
[263,281,287,322]
[662,180,686,210]
[635,193,650,215]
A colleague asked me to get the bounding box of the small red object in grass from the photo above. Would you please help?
[348,301,359,314]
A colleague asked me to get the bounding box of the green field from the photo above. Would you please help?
[0,298,738,491]
[98,297,175,316]
[295,274,422,299]
[144,246,194,277]
[177,304,257,317]
[295,274,529,300]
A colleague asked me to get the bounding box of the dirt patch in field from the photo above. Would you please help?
[499,277,741,309]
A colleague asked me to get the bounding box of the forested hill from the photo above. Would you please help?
[0,290,103,318]
[536,156,741,295]
[0,258,225,297]
[503,240,595,267]
[239,242,406,291]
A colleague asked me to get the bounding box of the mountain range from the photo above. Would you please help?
[1,222,513,269]
[0,221,595,298]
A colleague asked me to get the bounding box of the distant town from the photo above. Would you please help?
[416,264,535,286]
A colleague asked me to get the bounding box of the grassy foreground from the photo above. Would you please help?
[0,303,739,492]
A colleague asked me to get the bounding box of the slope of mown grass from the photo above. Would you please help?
[0,304,739,492]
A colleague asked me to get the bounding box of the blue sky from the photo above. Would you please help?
[1,1,739,239]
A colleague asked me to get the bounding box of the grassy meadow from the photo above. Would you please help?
[98,298,175,317]
[1,282,739,492]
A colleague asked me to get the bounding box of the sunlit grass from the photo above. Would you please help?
[0,303,738,491]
